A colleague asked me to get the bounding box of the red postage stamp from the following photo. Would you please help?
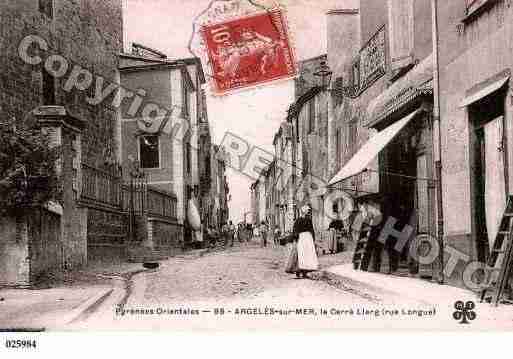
[201,8,297,94]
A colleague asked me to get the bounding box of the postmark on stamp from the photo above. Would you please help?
[195,6,297,95]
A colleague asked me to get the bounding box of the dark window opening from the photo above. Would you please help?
[308,98,316,133]
[348,120,358,157]
[352,61,360,90]
[186,142,191,173]
[42,68,55,105]
[39,0,53,18]
[302,149,309,177]
[335,128,341,168]
[182,78,190,119]
[139,135,159,169]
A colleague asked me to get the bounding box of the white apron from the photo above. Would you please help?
[297,231,319,271]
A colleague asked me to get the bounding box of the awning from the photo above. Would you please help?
[459,72,510,108]
[366,54,433,127]
[328,109,422,186]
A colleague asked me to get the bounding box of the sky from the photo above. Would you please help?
[124,0,347,222]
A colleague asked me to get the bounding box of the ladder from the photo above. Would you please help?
[352,225,372,270]
[480,195,513,306]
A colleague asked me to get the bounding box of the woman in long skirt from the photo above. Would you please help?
[292,204,319,278]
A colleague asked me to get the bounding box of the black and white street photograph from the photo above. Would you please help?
[1,0,513,339]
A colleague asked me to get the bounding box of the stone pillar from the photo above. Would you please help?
[34,106,86,269]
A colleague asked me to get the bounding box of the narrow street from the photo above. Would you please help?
[69,240,363,330]
[66,240,513,331]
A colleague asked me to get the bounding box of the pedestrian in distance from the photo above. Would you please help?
[259,221,268,247]
[238,223,245,243]
[291,204,319,279]
[328,215,346,254]
[246,223,252,243]
[228,220,235,247]
[221,222,229,247]
[274,227,281,246]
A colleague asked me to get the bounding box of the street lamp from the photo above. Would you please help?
[313,61,359,99]
[313,61,333,90]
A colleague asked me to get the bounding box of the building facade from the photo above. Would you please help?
[212,145,230,227]
[119,45,225,250]
[0,0,123,286]
[437,0,513,285]
[119,46,195,252]
[327,0,437,277]
[265,56,329,237]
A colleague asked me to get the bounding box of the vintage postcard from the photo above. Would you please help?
[1,0,513,341]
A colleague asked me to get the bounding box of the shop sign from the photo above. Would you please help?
[358,25,387,93]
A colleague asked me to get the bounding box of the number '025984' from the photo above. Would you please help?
[5,339,37,349]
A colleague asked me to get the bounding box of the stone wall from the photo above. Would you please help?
[86,206,128,262]
[149,218,184,256]
[28,208,62,281]
[0,208,62,287]
[0,0,123,271]
[0,216,30,287]
[0,0,123,167]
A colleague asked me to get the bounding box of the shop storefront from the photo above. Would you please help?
[329,55,438,278]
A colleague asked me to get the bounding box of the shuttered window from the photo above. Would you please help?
[347,120,358,158]
[387,0,414,72]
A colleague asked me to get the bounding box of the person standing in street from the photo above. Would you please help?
[356,200,383,272]
[274,227,281,246]
[328,215,345,254]
[228,220,235,247]
[246,223,253,242]
[259,221,268,247]
[221,222,229,247]
[292,205,319,279]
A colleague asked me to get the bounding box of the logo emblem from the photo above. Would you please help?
[452,300,476,324]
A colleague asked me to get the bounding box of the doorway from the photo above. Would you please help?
[378,113,435,275]
[470,89,507,263]
[380,122,419,273]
